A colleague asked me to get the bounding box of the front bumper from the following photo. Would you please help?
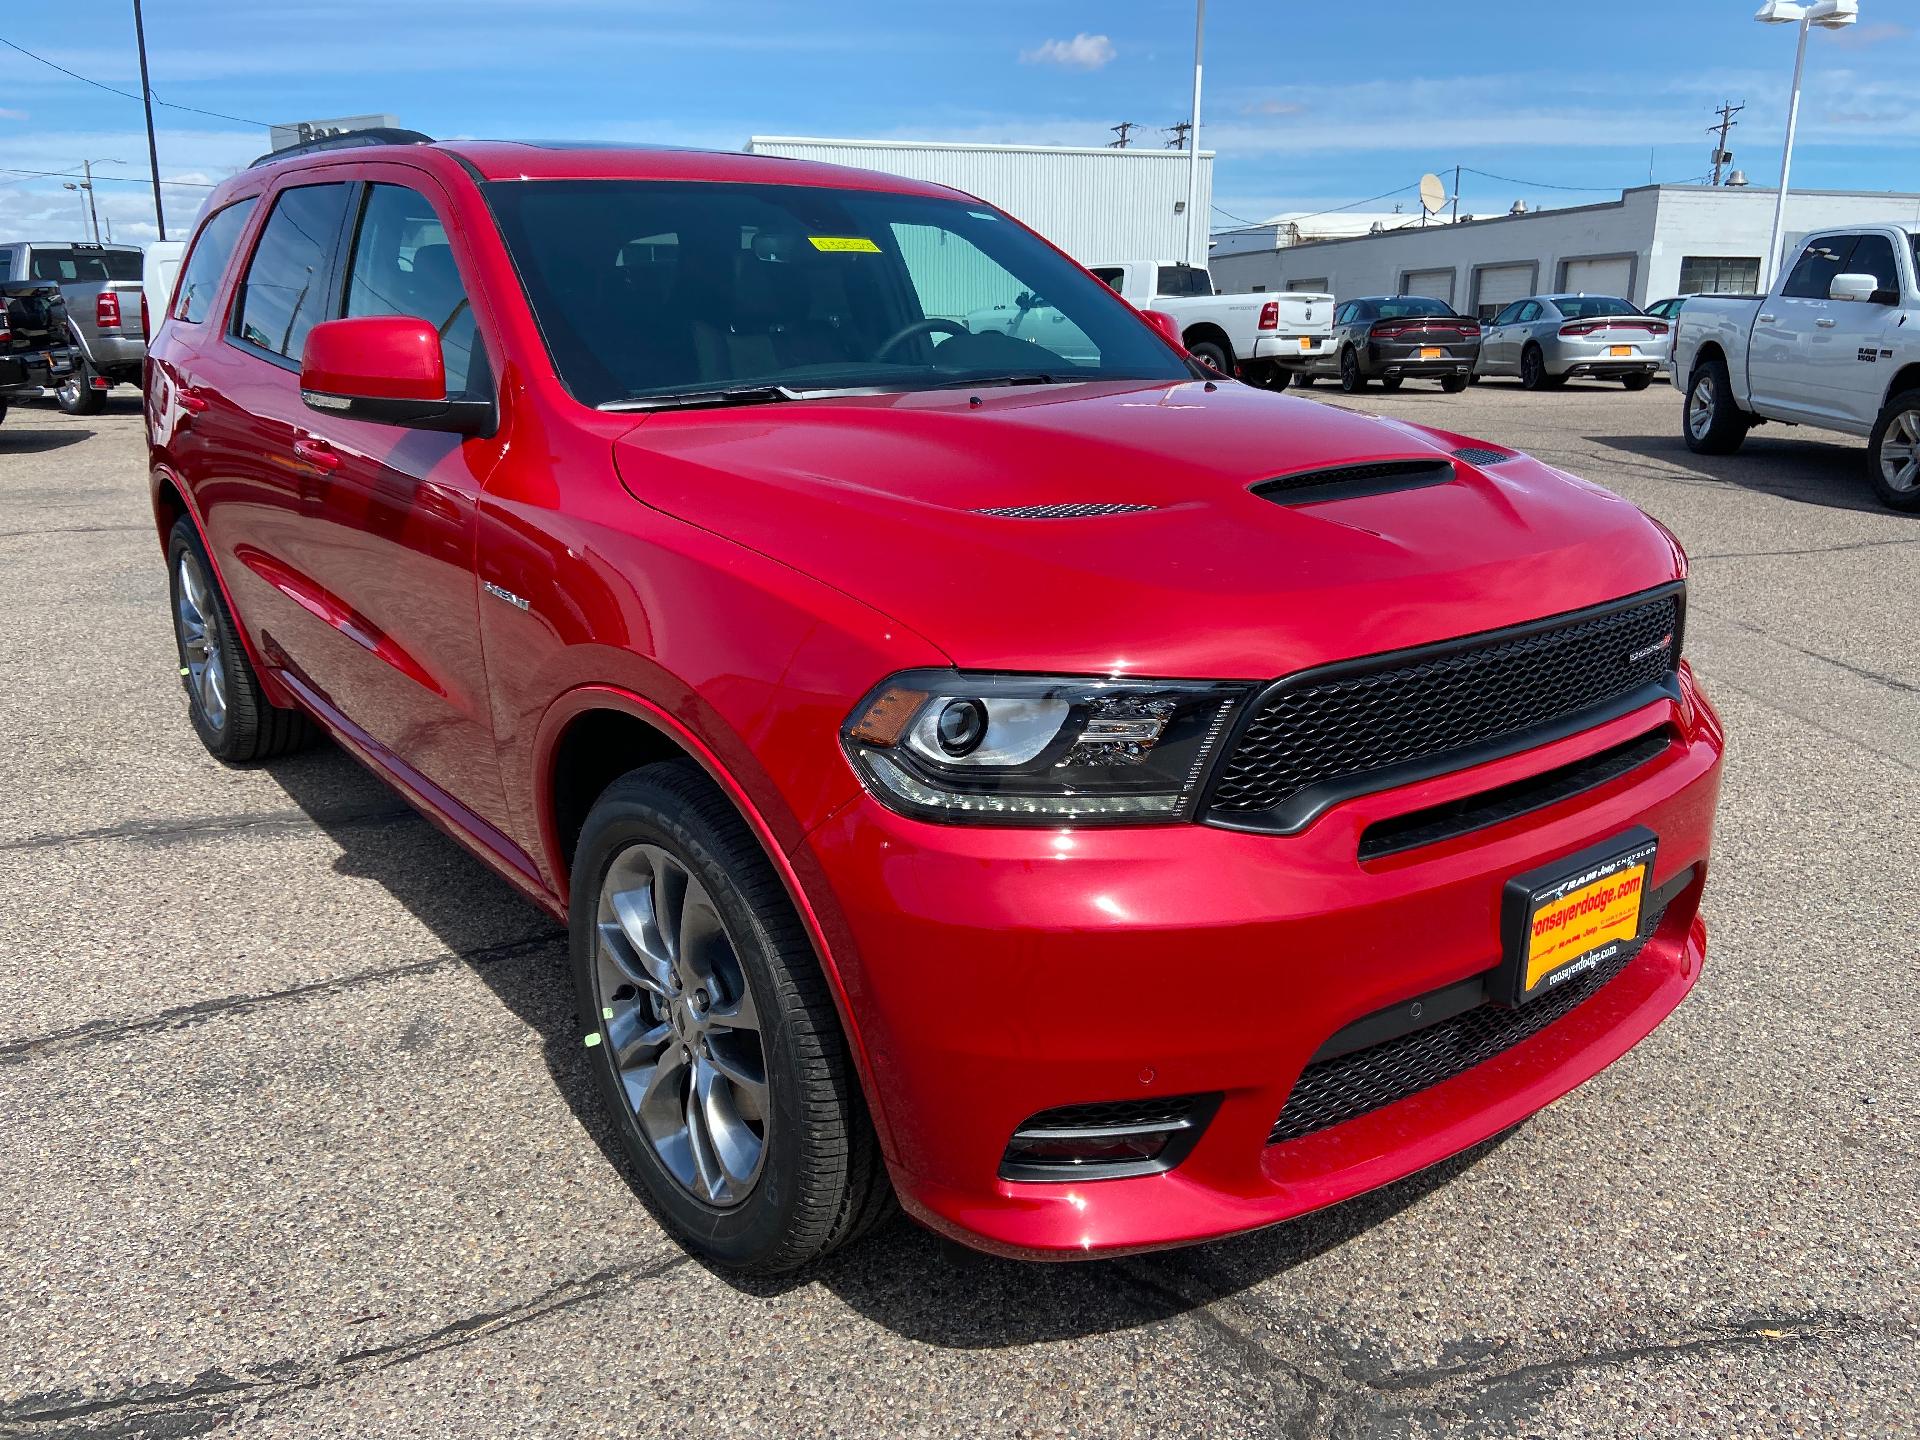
[801,669,1722,1259]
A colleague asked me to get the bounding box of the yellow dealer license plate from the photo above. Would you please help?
[1419,347,1444,359]
[1299,337,1313,351]
[1609,344,1633,356]
[1498,829,1657,1006]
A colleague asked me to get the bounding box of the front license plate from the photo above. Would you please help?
[1419,347,1444,359]
[1497,827,1657,1006]
[1609,344,1633,357]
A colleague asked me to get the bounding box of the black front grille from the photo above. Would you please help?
[1205,587,1682,831]
[1268,894,1673,1146]
[1016,1097,1199,1132]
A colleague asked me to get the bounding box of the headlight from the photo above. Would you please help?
[841,670,1249,825]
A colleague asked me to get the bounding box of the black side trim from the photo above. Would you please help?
[1252,458,1455,506]
[1358,726,1672,860]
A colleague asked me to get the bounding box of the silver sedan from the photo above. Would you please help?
[1474,294,1669,391]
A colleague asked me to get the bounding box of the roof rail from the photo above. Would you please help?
[249,127,435,168]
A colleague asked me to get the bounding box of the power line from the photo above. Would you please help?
[1456,165,1621,194]
[0,165,218,189]
[1210,180,1422,235]
[0,33,267,127]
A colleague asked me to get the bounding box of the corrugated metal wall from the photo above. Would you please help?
[747,138,1213,267]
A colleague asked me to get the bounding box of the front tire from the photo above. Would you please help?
[1339,347,1368,393]
[1379,376,1404,392]
[167,517,312,762]
[1868,388,1920,512]
[572,762,892,1272]
[56,357,108,416]
[1682,358,1749,456]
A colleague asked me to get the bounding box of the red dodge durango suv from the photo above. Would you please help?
[145,134,1723,1271]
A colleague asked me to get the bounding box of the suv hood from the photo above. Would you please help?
[612,380,1680,678]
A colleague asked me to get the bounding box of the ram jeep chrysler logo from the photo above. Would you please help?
[1626,633,1674,665]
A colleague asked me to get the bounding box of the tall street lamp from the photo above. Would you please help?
[1754,0,1858,287]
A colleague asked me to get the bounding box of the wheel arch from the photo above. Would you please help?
[1688,340,1728,380]
[534,683,896,1156]
[1180,321,1233,359]
[149,462,287,706]
[1881,364,1920,412]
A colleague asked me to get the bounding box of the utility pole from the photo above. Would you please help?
[1451,163,1461,224]
[1108,121,1139,149]
[132,0,167,239]
[1708,99,1743,187]
[1165,120,1191,149]
[1184,0,1205,267]
[82,160,103,245]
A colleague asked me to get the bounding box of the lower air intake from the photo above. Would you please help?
[1001,1093,1217,1182]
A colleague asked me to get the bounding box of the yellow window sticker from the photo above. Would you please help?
[809,236,881,254]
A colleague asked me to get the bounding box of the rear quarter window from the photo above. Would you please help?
[173,199,258,324]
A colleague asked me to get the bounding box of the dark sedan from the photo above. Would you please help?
[1304,296,1480,393]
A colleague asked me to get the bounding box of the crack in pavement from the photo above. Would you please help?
[0,932,561,1065]
[1703,671,1920,777]
[0,523,152,541]
[1110,1260,1886,1440]
[0,804,417,854]
[1692,603,1919,696]
[1691,534,1920,563]
[0,1251,691,1438]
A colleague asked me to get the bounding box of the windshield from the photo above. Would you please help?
[1376,297,1455,319]
[29,247,142,284]
[1551,295,1639,319]
[485,180,1191,407]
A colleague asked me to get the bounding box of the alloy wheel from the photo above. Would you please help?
[593,843,769,1207]
[1687,374,1717,442]
[1878,407,1920,493]
[56,375,82,408]
[1522,347,1543,388]
[175,551,228,731]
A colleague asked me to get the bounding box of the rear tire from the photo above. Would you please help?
[1867,388,1920,512]
[1294,372,1315,388]
[1440,373,1469,394]
[1520,344,1561,391]
[1379,376,1404,392]
[1188,339,1231,377]
[1621,373,1653,392]
[1263,365,1291,391]
[56,358,107,416]
[167,517,313,763]
[1682,358,1750,456]
[1338,347,1368,393]
[571,762,893,1273]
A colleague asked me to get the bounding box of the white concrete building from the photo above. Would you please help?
[1210,184,1920,319]
[745,136,1214,267]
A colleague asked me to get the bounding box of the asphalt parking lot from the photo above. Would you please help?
[1,378,1914,1440]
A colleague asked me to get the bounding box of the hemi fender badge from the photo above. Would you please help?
[483,581,530,611]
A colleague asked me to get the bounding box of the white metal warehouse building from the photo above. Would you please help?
[1210,184,1920,319]
[746,136,1214,267]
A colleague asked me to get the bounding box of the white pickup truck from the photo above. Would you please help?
[1089,261,1333,389]
[1672,222,1920,511]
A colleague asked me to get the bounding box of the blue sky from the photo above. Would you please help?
[3,0,1916,245]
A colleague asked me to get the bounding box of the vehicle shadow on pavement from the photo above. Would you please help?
[265,744,1519,1348]
[1589,432,1891,514]
[0,427,92,456]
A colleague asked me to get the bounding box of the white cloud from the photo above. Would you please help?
[1020,34,1116,70]
[0,107,27,121]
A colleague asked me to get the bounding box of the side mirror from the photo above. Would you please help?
[1140,308,1185,349]
[1828,272,1896,304]
[300,316,494,436]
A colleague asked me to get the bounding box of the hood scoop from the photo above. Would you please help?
[972,502,1158,519]
[1451,445,1517,465]
[1252,458,1455,507]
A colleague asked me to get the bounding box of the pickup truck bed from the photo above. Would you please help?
[1,280,78,418]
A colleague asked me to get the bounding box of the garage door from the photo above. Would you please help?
[1473,263,1533,318]
[1560,255,1633,296]
[1286,275,1328,294]
[1401,268,1454,303]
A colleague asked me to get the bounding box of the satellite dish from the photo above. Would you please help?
[1419,173,1446,214]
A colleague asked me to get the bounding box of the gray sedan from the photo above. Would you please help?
[1474,294,1669,390]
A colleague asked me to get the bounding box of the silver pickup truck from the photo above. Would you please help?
[1671,222,1920,512]
[0,241,145,415]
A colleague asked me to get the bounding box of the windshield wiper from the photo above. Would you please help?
[598,384,804,413]
[930,372,1071,390]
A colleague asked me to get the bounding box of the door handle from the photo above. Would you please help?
[178,390,208,413]
[1814,318,1837,328]
[1757,313,1776,323]
[291,436,340,471]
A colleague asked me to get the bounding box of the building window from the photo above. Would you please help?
[1678,256,1761,295]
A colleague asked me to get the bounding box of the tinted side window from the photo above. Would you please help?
[343,184,481,396]
[1089,267,1125,291]
[173,199,258,324]
[1846,234,1898,293]
[1780,236,1855,300]
[1491,302,1524,326]
[1516,301,1541,323]
[236,183,352,359]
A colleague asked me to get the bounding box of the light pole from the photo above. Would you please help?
[62,183,92,242]
[61,160,126,245]
[1185,0,1205,268]
[1754,0,1858,288]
